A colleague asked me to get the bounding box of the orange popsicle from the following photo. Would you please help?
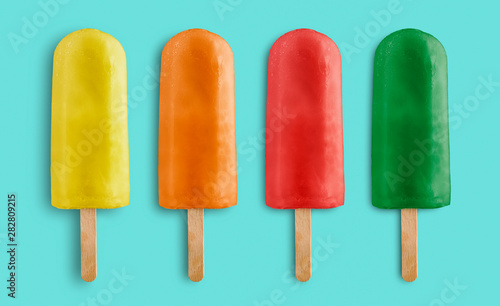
[158,29,237,281]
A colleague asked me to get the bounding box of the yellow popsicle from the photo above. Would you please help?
[51,28,129,282]
[51,29,129,209]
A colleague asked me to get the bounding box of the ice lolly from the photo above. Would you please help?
[158,29,237,282]
[372,29,450,281]
[51,29,129,282]
[266,29,344,281]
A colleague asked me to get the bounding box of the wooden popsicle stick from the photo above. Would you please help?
[81,208,97,282]
[401,208,417,282]
[295,208,311,282]
[188,208,204,282]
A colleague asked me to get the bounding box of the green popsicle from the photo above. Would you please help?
[372,29,450,282]
[372,29,450,209]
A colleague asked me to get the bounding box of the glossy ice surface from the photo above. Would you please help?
[372,29,450,209]
[51,29,130,209]
[158,29,237,209]
[266,29,344,209]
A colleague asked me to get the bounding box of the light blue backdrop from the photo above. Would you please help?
[1,0,498,305]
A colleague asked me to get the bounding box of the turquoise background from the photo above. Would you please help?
[0,0,498,305]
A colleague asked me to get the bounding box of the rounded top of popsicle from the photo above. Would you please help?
[162,29,232,59]
[266,28,344,210]
[55,29,125,60]
[270,28,340,58]
[376,28,446,59]
[372,28,450,210]
[51,28,129,210]
[158,29,237,210]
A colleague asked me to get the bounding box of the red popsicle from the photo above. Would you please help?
[266,29,344,281]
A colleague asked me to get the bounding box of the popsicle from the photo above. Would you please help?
[158,29,237,282]
[372,29,450,282]
[266,29,344,281]
[51,29,129,282]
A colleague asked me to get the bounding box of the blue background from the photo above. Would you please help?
[0,0,498,305]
